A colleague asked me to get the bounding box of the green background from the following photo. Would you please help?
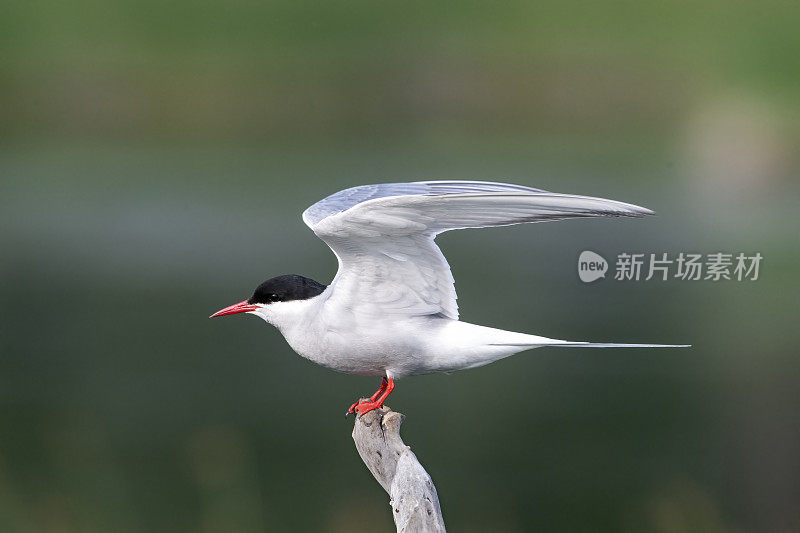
[1,1,799,531]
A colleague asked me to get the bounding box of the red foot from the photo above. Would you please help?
[346,377,395,417]
[353,399,382,416]
[347,399,366,414]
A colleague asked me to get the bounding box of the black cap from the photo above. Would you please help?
[248,275,327,304]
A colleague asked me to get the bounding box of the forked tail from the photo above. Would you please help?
[551,342,690,348]
[492,341,690,348]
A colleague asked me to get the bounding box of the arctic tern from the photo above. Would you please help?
[211,181,687,416]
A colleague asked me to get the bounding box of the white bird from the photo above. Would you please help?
[211,181,687,415]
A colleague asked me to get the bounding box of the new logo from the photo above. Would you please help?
[578,251,608,283]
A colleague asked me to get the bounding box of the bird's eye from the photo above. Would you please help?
[268,294,281,302]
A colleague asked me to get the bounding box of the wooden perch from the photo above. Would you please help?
[352,406,446,532]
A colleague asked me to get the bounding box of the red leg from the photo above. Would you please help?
[353,378,395,417]
[369,377,388,402]
[347,377,388,415]
[347,377,395,416]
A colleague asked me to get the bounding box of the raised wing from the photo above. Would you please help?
[303,181,653,320]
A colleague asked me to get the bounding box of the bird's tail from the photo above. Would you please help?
[433,322,689,374]
[493,341,690,348]
[556,342,691,348]
[464,323,690,350]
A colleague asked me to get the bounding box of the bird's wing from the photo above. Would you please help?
[303,181,653,320]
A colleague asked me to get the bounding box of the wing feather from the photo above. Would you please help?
[304,181,652,320]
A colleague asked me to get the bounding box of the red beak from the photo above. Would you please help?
[209,300,259,318]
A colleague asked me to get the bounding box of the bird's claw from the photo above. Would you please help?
[354,400,381,416]
[346,397,380,417]
[346,379,394,417]
[346,398,366,416]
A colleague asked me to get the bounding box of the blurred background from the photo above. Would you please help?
[1,1,799,531]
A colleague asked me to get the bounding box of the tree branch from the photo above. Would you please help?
[352,406,446,532]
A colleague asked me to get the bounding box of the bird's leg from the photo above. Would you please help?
[369,376,389,402]
[350,377,395,417]
[347,377,388,415]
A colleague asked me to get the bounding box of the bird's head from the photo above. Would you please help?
[210,274,327,327]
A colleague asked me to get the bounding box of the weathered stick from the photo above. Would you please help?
[352,406,446,532]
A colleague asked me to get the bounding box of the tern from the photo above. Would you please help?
[211,181,686,416]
